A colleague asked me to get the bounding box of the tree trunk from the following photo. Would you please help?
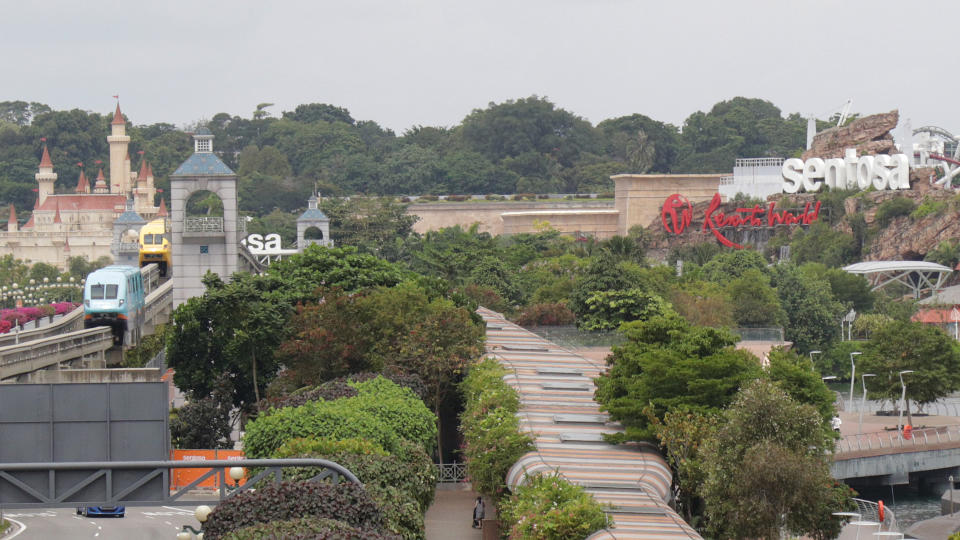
[251,349,260,404]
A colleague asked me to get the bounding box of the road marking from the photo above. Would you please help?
[164,521,172,525]
[4,517,25,539]
[4,512,56,518]
[161,506,197,514]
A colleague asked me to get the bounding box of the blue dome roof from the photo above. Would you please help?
[171,153,234,176]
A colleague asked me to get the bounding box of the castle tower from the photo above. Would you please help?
[7,204,17,232]
[170,127,238,307]
[35,145,57,206]
[94,168,108,193]
[297,193,333,249]
[107,103,131,195]
[75,169,90,193]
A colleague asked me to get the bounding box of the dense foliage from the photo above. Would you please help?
[222,517,401,540]
[499,473,610,540]
[202,481,384,539]
[459,358,534,500]
[244,376,437,457]
[595,314,763,442]
[700,379,846,539]
[1,96,811,224]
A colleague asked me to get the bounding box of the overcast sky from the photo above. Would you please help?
[3,0,956,135]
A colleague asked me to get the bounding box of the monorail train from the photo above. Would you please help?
[83,266,145,346]
[139,218,171,277]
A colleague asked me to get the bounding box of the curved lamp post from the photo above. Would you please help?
[897,370,915,437]
[849,352,862,411]
[859,373,875,434]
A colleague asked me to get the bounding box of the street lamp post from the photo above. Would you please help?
[809,350,822,370]
[859,373,875,435]
[178,505,212,539]
[849,352,862,412]
[897,370,915,436]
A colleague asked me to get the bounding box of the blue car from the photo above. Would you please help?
[76,505,125,517]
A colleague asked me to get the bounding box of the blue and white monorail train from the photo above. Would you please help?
[83,265,145,346]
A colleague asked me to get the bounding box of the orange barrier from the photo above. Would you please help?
[170,449,245,489]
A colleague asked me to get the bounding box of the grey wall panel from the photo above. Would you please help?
[0,424,51,462]
[53,422,108,461]
[110,422,167,460]
[0,385,51,422]
[109,383,166,421]
[53,385,108,421]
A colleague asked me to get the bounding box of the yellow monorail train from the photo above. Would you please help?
[138,218,171,277]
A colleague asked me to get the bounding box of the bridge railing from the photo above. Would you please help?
[0,327,113,380]
[0,307,85,348]
[835,425,960,455]
[851,497,898,532]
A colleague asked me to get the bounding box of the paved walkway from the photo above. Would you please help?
[425,484,492,540]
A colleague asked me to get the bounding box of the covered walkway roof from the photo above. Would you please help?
[842,261,953,299]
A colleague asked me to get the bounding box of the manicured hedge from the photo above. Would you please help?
[244,376,437,458]
[459,358,533,500]
[222,517,401,540]
[260,371,428,411]
[499,473,610,540]
[203,481,383,539]
[276,438,436,512]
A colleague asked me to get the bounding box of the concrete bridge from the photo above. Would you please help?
[832,410,960,495]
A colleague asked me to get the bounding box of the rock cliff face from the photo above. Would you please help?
[802,110,900,160]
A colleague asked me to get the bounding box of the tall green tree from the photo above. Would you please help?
[595,314,762,442]
[701,379,845,540]
[167,272,290,411]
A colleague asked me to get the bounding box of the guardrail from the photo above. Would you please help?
[144,280,173,325]
[436,462,467,483]
[0,458,360,508]
[0,307,85,348]
[0,327,113,381]
[851,497,898,532]
[835,425,960,455]
[185,217,223,233]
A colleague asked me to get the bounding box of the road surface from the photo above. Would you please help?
[4,505,206,539]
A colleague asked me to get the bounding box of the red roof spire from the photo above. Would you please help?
[53,201,62,224]
[39,145,53,169]
[111,103,125,125]
[157,198,168,217]
[7,204,15,225]
[63,238,70,251]
[96,168,105,182]
[75,170,89,193]
[137,159,148,182]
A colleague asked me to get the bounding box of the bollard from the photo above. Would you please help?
[481,519,499,540]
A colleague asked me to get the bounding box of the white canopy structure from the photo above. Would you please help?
[842,261,953,299]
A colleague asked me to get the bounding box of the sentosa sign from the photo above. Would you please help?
[662,193,820,249]
[782,149,909,194]
[241,233,283,253]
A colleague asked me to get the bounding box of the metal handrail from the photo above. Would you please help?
[184,217,223,233]
[835,425,960,455]
[436,462,467,483]
[0,458,360,508]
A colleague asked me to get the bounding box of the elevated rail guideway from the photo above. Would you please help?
[0,265,173,381]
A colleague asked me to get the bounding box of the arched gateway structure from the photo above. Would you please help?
[842,261,953,299]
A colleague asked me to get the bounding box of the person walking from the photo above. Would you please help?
[472,496,485,529]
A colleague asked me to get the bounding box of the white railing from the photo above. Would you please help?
[118,242,140,253]
[851,497,898,532]
[435,462,467,483]
[184,217,223,233]
[719,175,736,185]
[734,157,785,168]
[835,425,960,455]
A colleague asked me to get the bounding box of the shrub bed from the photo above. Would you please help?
[499,473,609,540]
[202,481,383,539]
[223,516,401,540]
[459,358,533,500]
[260,371,427,411]
[245,376,437,457]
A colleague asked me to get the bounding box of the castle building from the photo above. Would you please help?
[0,103,161,268]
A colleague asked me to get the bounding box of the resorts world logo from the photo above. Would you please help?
[661,193,821,249]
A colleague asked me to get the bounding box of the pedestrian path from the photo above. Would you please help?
[424,483,491,540]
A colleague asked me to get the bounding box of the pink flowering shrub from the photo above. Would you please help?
[0,303,79,334]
